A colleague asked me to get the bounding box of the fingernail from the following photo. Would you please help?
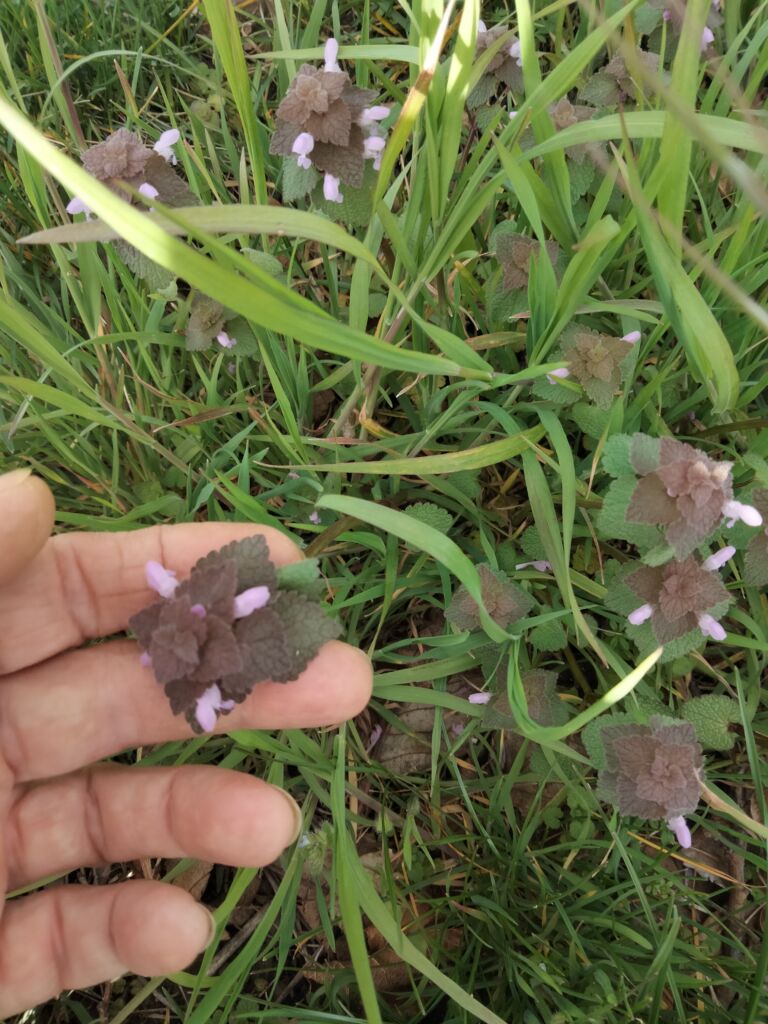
[0,468,33,492]
[272,786,303,844]
[200,906,218,947]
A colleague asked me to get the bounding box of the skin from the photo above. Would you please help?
[0,470,373,1016]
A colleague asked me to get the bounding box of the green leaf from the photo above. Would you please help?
[530,619,568,652]
[281,155,318,202]
[186,292,227,351]
[446,564,535,631]
[680,695,744,751]
[114,240,175,291]
[271,591,342,676]
[403,502,455,533]
[276,557,325,599]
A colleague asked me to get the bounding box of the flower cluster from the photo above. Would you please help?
[495,231,560,291]
[624,436,762,557]
[598,717,703,848]
[269,39,389,203]
[549,327,638,408]
[624,553,731,644]
[67,127,191,218]
[475,21,524,89]
[129,536,339,733]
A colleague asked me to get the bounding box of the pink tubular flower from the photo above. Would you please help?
[190,603,207,618]
[195,683,236,733]
[324,37,340,72]
[363,134,386,169]
[139,651,152,669]
[722,500,763,528]
[154,128,180,164]
[309,510,321,525]
[323,173,343,203]
[662,8,672,20]
[628,603,653,626]
[667,814,692,849]
[702,546,736,572]
[233,586,271,618]
[292,131,315,169]
[66,196,93,218]
[138,182,159,200]
[622,330,641,344]
[515,560,552,572]
[145,560,179,598]
[701,26,714,51]
[698,613,726,641]
[359,105,390,126]
[216,331,237,349]
[508,40,523,65]
[468,692,492,705]
[546,366,571,385]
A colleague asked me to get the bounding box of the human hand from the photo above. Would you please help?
[0,469,372,1016]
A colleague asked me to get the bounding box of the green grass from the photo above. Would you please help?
[2,0,768,1021]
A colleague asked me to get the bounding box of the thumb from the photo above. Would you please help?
[0,469,56,586]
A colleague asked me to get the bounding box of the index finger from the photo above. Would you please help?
[0,523,303,675]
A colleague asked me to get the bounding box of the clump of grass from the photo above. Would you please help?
[1,0,767,1021]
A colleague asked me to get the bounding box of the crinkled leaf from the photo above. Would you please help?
[403,502,454,533]
[193,534,278,593]
[312,160,376,226]
[142,154,196,207]
[82,127,151,180]
[276,557,325,599]
[744,532,768,586]
[186,291,226,351]
[269,590,342,680]
[281,155,319,202]
[680,694,743,751]
[114,240,175,291]
[467,73,498,110]
[241,248,284,279]
[597,477,664,549]
[222,606,294,694]
[194,614,244,682]
[529,619,568,652]
[446,563,534,631]
[577,73,621,107]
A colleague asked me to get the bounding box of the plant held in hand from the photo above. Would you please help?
[129,536,340,733]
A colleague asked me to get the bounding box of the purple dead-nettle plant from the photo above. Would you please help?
[495,231,561,292]
[624,554,731,644]
[475,22,525,91]
[624,436,762,556]
[598,717,703,849]
[549,327,637,409]
[130,536,340,734]
[269,38,389,200]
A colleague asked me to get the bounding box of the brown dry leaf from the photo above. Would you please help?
[169,858,213,901]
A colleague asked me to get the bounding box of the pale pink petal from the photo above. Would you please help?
[701,26,714,50]
[360,105,390,126]
[66,196,92,217]
[722,500,763,528]
[233,585,271,618]
[324,38,340,72]
[138,182,159,200]
[628,603,653,626]
[468,692,492,705]
[622,331,641,344]
[478,19,487,33]
[139,651,152,668]
[145,560,179,598]
[195,683,222,733]
[509,40,522,65]
[698,613,726,641]
[154,128,180,163]
[292,131,315,155]
[190,603,207,618]
[323,173,343,203]
[702,546,736,572]
[216,331,237,349]
[515,560,551,572]
[546,367,571,385]
[667,815,692,849]
[309,510,321,524]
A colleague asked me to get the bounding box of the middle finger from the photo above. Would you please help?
[6,763,302,890]
[0,639,372,783]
